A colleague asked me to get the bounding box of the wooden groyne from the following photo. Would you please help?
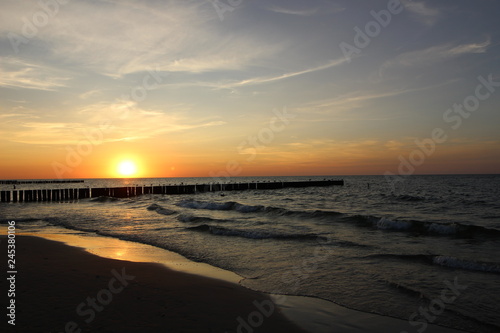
[0,180,344,203]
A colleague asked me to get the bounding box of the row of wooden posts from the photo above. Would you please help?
[0,180,344,203]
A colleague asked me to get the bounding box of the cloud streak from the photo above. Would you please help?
[402,0,440,26]
[209,58,348,89]
[267,6,319,16]
[0,58,69,91]
[380,39,491,75]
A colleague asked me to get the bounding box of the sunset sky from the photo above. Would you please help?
[1,0,499,179]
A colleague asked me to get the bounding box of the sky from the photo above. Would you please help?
[0,0,499,179]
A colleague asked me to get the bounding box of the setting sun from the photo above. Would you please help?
[117,160,137,177]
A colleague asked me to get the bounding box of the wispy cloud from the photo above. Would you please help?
[267,3,344,16]
[300,89,417,114]
[380,39,491,75]
[0,58,69,91]
[267,6,319,16]
[75,101,226,143]
[210,58,348,89]
[0,100,226,145]
[79,90,103,100]
[298,79,458,115]
[402,0,440,26]
[1,0,282,77]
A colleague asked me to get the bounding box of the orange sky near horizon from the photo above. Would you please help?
[0,136,498,180]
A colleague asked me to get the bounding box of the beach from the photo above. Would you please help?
[1,230,474,333]
[2,235,305,332]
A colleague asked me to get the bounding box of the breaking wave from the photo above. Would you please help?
[376,217,413,231]
[371,254,500,274]
[348,215,500,238]
[176,199,263,213]
[432,256,500,274]
[176,199,343,219]
[187,224,326,241]
[175,199,500,240]
[146,203,176,216]
[177,214,222,223]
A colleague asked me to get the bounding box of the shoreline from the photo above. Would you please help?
[1,229,471,333]
[1,234,305,332]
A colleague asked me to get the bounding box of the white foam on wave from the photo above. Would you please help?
[426,223,457,235]
[176,199,263,213]
[433,256,500,273]
[146,203,176,216]
[234,203,264,213]
[375,217,412,231]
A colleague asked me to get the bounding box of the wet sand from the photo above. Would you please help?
[1,235,304,332]
[1,232,470,333]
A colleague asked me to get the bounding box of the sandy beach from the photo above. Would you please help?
[1,235,305,332]
[1,231,473,333]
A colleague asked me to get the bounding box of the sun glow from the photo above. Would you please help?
[117,160,137,177]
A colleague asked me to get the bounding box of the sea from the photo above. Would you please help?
[1,175,499,333]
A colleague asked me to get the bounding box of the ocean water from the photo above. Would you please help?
[1,175,499,332]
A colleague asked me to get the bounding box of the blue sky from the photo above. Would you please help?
[1,0,499,178]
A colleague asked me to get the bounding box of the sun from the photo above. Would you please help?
[117,160,137,177]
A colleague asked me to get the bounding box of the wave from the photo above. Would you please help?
[176,199,343,219]
[176,199,263,213]
[385,280,429,299]
[147,203,176,216]
[371,254,500,274]
[376,217,413,231]
[432,256,500,274]
[347,215,500,238]
[90,196,119,203]
[187,224,326,241]
[382,193,440,203]
[176,214,222,223]
[1,218,41,224]
[42,217,100,234]
[394,194,427,202]
[176,199,500,240]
